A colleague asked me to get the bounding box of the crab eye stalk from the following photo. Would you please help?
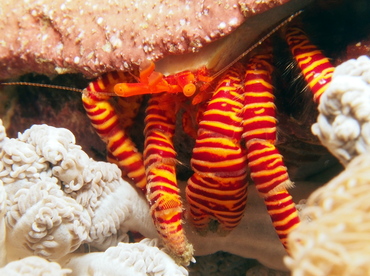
[113,82,150,97]
[182,83,197,97]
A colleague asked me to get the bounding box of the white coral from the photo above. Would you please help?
[0,119,6,150]
[59,239,189,276]
[285,153,370,275]
[5,177,90,260]
[312,55,370,165]
[0,122,179,274]
[0,178,6,267]
[0,124,158,255]
[0,256,71,275]
[19,124,77,165]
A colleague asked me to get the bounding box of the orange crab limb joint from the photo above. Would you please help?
[113,61,202,97]
[170,71,197,97]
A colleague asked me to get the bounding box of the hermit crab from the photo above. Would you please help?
[79,12,335,265]
[2,0,370,270]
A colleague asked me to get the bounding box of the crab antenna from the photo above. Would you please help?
[1,82,117,97]
[210,10,303,80]
[1,82,84,93]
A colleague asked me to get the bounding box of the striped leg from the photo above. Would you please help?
[186,64,248,234]
[82,72,146,191]
[243,54,300,249]
[285,26,335,103]
[144,93,193,265]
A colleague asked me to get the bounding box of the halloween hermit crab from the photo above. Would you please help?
[76,5,335,265]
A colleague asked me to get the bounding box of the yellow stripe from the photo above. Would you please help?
[302,57,331,76]
[107,130,125,144]
[251,165,287,178]
[200,121,243,133]
[145,132,172,144]
[271,210,299,227]
[89,100,114,113]
[145,121,175,132]
[243,91,274,99]
[191,154,246,168]
[243,102,275,110]
[243,115,276,125]
[266,201,295,216]
[145,144,176,156]
[295,50,322,63]
[195,136,239,147]
[128,167,146,178]
[187,196,246,216]
[309,67,334,88]
[207,96,244,107]
[244,78,273,89]
[248,153,283,167]
[202,109,243,121]
[110,139,135,156]
[117,154,143,168]
[247,141,273,155]
[253,173,289,191]
[188,178,247,195]
[245,68,271,75]
[94,114,117,130]
[243,127,276,138]
[145,113,172,123]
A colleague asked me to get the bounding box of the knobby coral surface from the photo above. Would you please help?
[312,55,370,166]
[0,120,190,275]
[58,239,189,276]
[0,256,71,276]
[285,152,370,276]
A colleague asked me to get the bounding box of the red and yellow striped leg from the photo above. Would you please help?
[264,190,298,249]
[82,72,146,191]
[144,93,193,265]
[243,54,300,249]
[246,140,300,248]
[285,26,335,103]
[186,64,248,234]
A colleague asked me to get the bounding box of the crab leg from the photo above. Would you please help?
[82,72,146,192]
[186,64,248,234]
[144,93,193,265]
[242,54,300,249]
[285,26,335,103]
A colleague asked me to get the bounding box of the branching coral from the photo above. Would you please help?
[312,55,370,166]
[285,153,370,275]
